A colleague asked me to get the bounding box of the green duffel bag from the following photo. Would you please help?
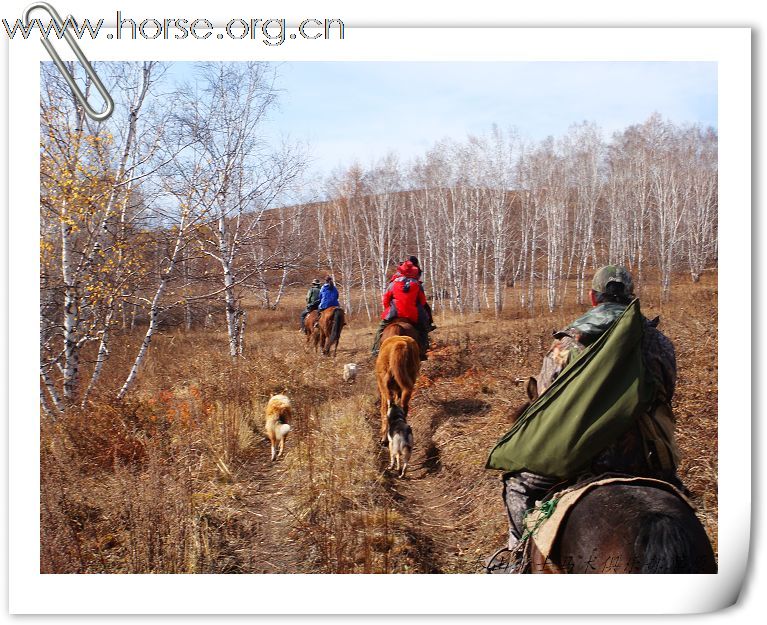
[486,299,655,479]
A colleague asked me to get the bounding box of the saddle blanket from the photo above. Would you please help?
[522,475,694,563]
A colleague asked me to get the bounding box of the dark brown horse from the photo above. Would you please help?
[304,309,321,352]
[317,306,345,357]
[504,377,717,574]
[382,318,421,346]
[528,481,716,573]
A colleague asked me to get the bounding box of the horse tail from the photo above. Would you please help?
[328,308,344,349]
[635,513,697,573]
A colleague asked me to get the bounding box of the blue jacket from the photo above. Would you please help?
[318,283,340,310]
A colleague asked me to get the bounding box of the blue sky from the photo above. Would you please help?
[167,61,717,180]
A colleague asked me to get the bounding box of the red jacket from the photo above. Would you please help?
[382,268,427,324]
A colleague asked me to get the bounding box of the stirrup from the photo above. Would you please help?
[484,547,518,574]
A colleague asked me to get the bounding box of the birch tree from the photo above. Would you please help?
[361,153,403,295]
[40,61,167,409]
[681,126,718,282]
[180,63,305,357]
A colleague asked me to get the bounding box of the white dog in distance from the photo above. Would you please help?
[342,363,358,383]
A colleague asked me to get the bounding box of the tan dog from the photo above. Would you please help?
[264,394,292,461]
[375,335,421,444]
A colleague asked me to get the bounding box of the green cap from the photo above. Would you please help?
[592,265,634,296]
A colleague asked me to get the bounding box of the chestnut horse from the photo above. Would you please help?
[304,309,321,351]
[375,335,421,444]
[497,377,717,574]
[317,306,346,357]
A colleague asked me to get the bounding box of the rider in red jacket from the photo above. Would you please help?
[381,261,425,323]
[372,257,433,360]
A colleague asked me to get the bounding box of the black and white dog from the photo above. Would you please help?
[386,400,413,478]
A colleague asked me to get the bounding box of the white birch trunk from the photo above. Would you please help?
[80,306,114,407]
[40,370,65,415]
[61,198,79,401]
[118,211,187,400]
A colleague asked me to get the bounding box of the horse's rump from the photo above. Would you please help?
[304,309,320,332]
[525,476,716,573]
[318,306,345,356]
[377,336,420,394]
[375,335,420,442]
[328,307,345,346]
[304,309,321,349]
[382,318,420,345]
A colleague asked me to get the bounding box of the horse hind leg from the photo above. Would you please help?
[377,376,391,444]
[400,387,413,416]
[319,327,328,355]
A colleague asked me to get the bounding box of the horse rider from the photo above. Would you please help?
[299,278,322,333]
[406,256,437,333]
[497,265,681,564]
[318,275,340,313]
[371,257,434,361]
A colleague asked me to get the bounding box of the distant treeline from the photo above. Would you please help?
[39,61,716,411]
[311,115,716,317]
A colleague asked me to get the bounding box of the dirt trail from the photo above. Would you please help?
[241,456,310,573]
[215,451,312,574]
[239,327,504,574]
[361,341,501,574]
[383,425,471,572]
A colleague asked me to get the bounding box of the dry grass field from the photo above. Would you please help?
[40,272,717,573]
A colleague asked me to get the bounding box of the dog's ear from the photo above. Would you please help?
[526,377,539,402]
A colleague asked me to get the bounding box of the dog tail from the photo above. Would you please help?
[399,434,412,478]
[276,423,292,441]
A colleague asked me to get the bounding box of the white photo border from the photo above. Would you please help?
[8,25,750,614]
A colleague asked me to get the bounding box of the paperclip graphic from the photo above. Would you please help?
[24,2,114,121]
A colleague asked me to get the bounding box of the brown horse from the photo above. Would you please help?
[528,481,717,573]
[375,335,421,444]
[495,377,717,574]
[317,306,345,357]
[304,309,321,352]
[381,318,421,345]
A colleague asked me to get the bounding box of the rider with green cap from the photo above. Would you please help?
[490,265,680,570]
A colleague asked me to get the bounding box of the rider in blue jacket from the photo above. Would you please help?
[318,276,340,311]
